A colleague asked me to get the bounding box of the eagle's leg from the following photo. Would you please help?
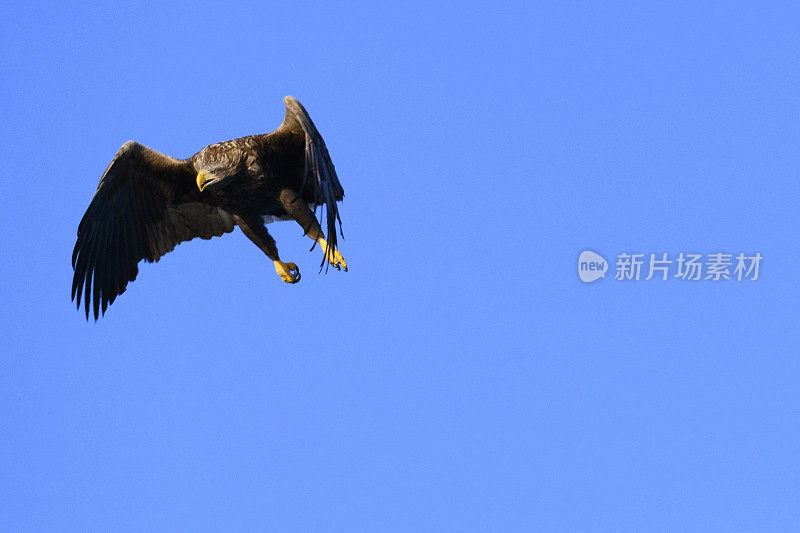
[233,213,300,283]
[279,189,347,271]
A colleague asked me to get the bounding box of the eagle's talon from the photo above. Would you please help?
[324,248,347,272]
[275,261,301,284]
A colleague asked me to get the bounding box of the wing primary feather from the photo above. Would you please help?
[83,225,102,319]
[71,247,83,303]
[93,221,111,320]
[122,193,140,290]
[75,220,102,312]
[72,217,100,303]
[83,268,92,319]
[116,201,132,294]
[71,241,85,303]
[104,215,121,315]
[92,264,102,320]
[72,236,81,269]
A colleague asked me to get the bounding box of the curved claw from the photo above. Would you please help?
[324,247,348,272]
[275,261,301,284]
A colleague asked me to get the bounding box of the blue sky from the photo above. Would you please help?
[2,1,798,530]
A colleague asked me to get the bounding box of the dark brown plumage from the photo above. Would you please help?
[72,96,346,320]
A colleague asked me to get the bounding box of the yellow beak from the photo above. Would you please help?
[196,171,211,191]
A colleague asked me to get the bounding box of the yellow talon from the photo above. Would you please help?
[274,261,301,283]
[317,238,347,271]
[328,248,347,271]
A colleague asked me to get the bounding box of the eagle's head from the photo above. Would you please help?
[196,153,246,192]
[196,168,231,192]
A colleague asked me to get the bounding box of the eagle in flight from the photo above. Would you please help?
[72,96,346,320]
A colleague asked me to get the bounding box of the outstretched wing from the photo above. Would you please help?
[282,96,344,266]
[72,141,235,319]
